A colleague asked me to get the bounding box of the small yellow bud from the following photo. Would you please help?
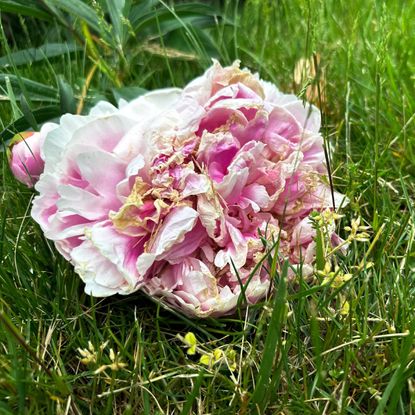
[340,300,350,315]
[213,348,222,362]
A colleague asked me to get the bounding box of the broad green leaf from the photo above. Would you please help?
[0,94,54,102]
[128,0,161,28]
[156,15,216,37]
[58,76,76,114]
[19,94,38,131]
[43,0,101,32]
[0,0,51,20]
[105,0,127,45]
[130,3,219,34]
[0,74,57,101]
[0,43,81,67]
[164,26,219,58]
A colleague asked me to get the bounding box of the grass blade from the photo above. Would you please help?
[250,260,288,413]
[181,369,205,415]
[0,105,60,143]
[374,322,415,415]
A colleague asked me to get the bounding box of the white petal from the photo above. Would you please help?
[89,101,118,116]
[88,223,144,288]
[150,206,199,256]
[56,185,108,220]
[119,88,181,121]
[76,151,125,196]
[43,114,94,172]
[71,239,134,296]
[125,154,145,177]
[65,114,137,155]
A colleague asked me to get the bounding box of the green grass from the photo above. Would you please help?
[1,0,415,413]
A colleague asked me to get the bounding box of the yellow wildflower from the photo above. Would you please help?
[199,354,212,366]
[183,332,197,355]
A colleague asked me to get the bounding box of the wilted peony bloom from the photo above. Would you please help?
[29,61,347,317]
[8,126,54,187]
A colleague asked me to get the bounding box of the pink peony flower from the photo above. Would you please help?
[31,61,347,317]
[8,125,55,187]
